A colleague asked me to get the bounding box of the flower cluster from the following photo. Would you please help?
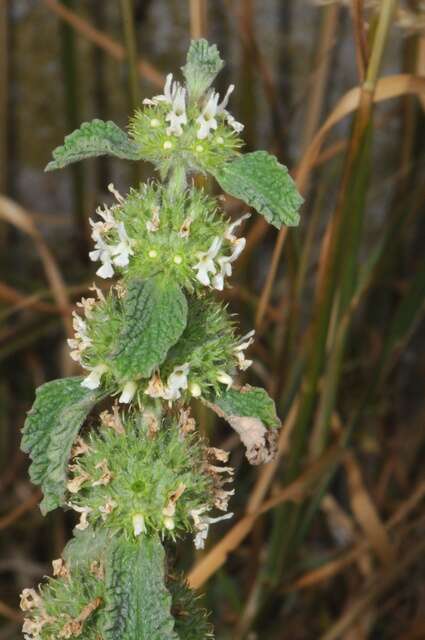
[86,182,250,296]
[20,547,214,639]
[66,409,234,546]
[20,563,104,640]
[69,283,255,405]
[129,72,243,175]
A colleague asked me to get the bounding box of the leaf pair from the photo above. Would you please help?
[46,119,302,229]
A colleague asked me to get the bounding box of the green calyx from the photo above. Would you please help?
[66,411,233,541]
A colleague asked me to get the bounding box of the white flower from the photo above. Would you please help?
[224,213,251,243]
[96,203,116,228]
[89,227,115,279]
[235,351,253,371]
[193,236,222,286]
[197,91,220,139]
[111,222,133,267]
[166,85,187,136]
[163,363,190,400]
[145,73,182,106]
[89,213,133,276]
[190,507,233,550]
[162,73,179,103]
[81,363,108,390]
[163,516,175,530]
[132,513,146,536]
[234,329,255,370]
[190,382,202,398]
[228,236,246,262]
[76,296,96,318]
[108,182,125,204]
[212,238,246,290]
[235,329,255,351]
[119,380,137,404]
[217,371,233,388]
[68,311,92,362]
[218,84,235,111]
[216,84,244,133]
[225,112,244,133]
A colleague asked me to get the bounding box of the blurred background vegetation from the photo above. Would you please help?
[1,1,425,638]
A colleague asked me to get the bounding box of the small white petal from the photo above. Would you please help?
[212,272,224,291]
[132,513,146,536]
[81,364,108,390]
[163,516,175,530]
[225,112,244,133]
[197,91,220,139]
[225,213,251,242]
[217,371,233,387]
[119,381,137,404]
[96,260,114,279]
[218,84,235,111]
[190,382,202,398]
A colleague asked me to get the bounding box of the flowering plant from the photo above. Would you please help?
[20,40,302,639]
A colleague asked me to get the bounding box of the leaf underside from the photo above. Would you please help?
[211,385,280,428]
[112,277,188,379]
[45,119,142,171]
[214,150,303,228]
[207,386,280,464]
[21,377,106,514]
[103,536,177,640]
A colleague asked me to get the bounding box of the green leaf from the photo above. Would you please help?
[182,39,224,100]
[206,385,280,465]
[103,536,177,640]
[213,151,303,228]
[45,119,142,171]
[21,377,107,514]
[112,277,188,379]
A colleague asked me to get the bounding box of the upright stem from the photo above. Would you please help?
[120,0,141,111]
[120,0,143,185]
[59,0,88,260]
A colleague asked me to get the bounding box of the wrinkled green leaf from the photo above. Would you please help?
[213,151,303,228]
[112,277,188,379]
[21,377,107,514]
[103,536,177,640]
[207,385,280,465]
[45,119,142,171]
[182,39,224,100]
